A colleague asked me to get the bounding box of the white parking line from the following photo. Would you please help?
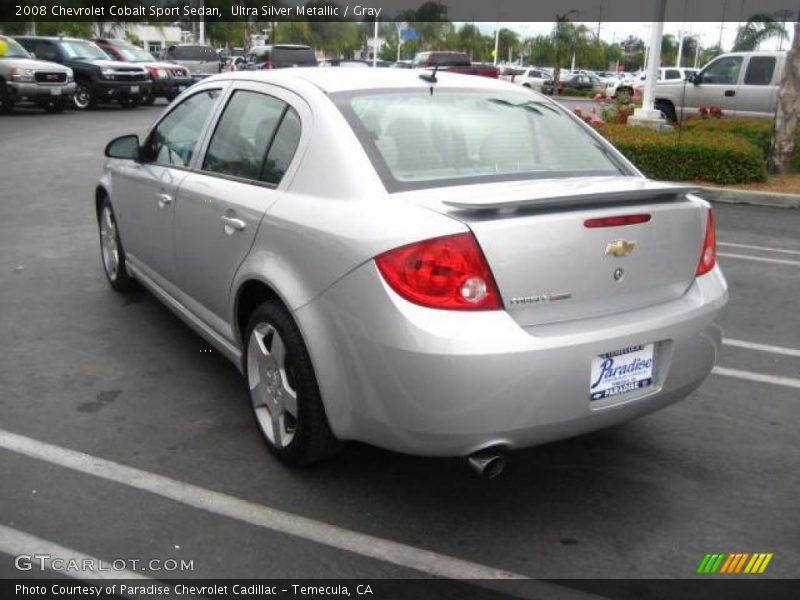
[718,242,800,256]
[712,367,800,390]
[0,524,148,580]
[717,252,800,267]
[0,429,527,581]
[723,338,800,358]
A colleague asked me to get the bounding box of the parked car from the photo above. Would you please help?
[653,51,786,122]
[319,59,370,68]
[94,38,193,105]
[15,36,150,110]
[413,52,499,78]
[0,34,75,113]
[222,56,247,72]
[162,44,220,82]
[502,66,550,91]
[244,45,318,70]
[97,69,726,474]
[542,72,602,95]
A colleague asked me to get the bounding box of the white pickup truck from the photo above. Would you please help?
[653,51,786,122]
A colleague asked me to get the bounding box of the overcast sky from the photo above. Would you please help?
[472,21,795,54]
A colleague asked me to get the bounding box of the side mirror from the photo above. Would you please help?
[105,134,140,160]
[688,73,699,84]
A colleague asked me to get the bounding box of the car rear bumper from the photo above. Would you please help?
[294,261,728,457]
[7,81,76,99]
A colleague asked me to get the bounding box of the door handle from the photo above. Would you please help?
[156,192,173,207]
[724,90,735,97]
[221,215,246,232]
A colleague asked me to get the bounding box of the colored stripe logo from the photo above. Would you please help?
[697,552,773,574]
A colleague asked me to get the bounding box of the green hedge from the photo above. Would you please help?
[680,117,800,170]
[599,124,768,184]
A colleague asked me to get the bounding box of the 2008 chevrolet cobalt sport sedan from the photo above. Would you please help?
[96,68,727,473]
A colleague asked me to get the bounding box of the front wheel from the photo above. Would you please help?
[0,81,13,114]
[140,87,156,106]
[73,81,96,110]
[118,95,141,109]
[98,198,135,292]
[245,301,340,465]
[655,100,677,123]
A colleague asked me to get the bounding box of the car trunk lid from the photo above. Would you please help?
[398,176,705,327]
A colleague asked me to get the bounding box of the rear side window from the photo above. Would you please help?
[202,90,287,180]
[148,89,220,167]
[743,56,776,85]
[261,108,302,184]
[335,89,623,192]
[664,69,681,80]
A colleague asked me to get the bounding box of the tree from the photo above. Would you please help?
[733,14,788,51]
[769,20,799,174]
[661,34,678,67]
[497,28,520,63]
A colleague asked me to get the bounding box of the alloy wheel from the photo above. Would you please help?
[247,323,298,449]
[99,206,119,281]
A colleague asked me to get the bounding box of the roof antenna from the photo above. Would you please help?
[419,64,439,84]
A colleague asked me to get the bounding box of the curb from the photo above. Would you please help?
[694,186,800,209]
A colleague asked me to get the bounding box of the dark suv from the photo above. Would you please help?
[94,38,192,105]
[15,36,151,110]
[244,45,317,70]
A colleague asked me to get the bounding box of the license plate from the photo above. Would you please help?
[50,88,61,96]
[130,86,139,93]
[590,344,654,401]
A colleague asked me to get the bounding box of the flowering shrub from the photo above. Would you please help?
[697,106,724,119]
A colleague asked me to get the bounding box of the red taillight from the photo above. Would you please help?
[584,214,651,228]
[696,209,716,276]
[375,233,502,311]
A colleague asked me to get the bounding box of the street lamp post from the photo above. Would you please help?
[630,0,667,127]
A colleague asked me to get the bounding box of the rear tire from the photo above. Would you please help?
[97,197,135,293]
[245,301,341,466]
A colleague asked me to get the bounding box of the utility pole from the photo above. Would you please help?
[493,27,500,66]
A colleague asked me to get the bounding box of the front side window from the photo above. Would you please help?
[148,89,220,167]
[0,37,30,58]
[335,89,624,192]
[33,41,59,62]
[202,90,287,181]
[743,56,776,85]
[700,56,743,85]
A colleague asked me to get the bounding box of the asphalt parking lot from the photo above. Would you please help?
[0,104,798,590]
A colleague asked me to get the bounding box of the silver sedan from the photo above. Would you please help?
[96,69,727,476]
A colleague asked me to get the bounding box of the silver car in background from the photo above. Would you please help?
[96,69,727,475]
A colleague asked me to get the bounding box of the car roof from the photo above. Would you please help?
[210,67,520,94]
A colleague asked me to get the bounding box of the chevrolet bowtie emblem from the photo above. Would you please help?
[605,239,636,257]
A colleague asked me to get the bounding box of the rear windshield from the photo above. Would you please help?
[169,46,217,61]
[272,47,316,66]
[334,89,625,192]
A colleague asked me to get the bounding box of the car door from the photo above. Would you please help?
[684,55,744,115]
[736,55,779,118]
[111,86,223,287]
[174,82,306,325]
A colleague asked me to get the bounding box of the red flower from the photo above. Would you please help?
[573,106,583,115]
[698,106,709,115]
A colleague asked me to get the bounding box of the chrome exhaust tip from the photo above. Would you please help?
[467,448,507,479]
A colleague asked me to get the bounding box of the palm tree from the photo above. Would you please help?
[769,20,799,174]
[733,15,788,51]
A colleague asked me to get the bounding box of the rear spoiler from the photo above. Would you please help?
[441,180,698,211]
